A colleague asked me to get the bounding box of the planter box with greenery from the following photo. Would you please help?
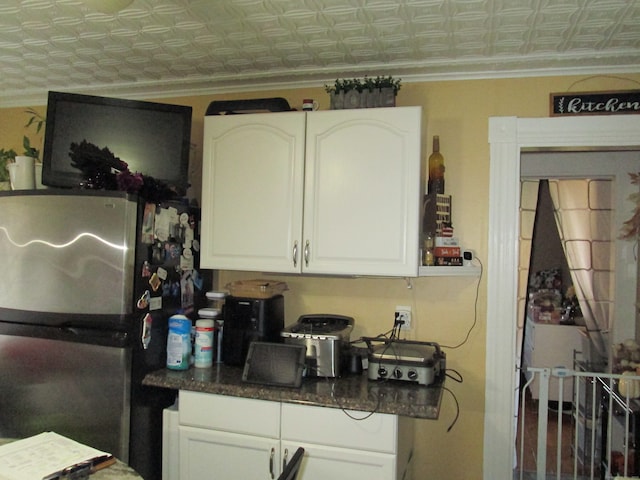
[0,109,46,190]
[325,76,402,110]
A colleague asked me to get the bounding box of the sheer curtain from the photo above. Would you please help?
[513,179,539,469]
[516,180,539,369]
[548,179,613,362]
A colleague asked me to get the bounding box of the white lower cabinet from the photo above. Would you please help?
[281,403,414,480]
[173,391,414,480]
[180,426,280,479]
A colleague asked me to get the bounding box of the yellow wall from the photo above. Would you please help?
[0,107,46,158]
[2,73,640,478]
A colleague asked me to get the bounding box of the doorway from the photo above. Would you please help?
[518,174,616,476]
[484,116,640,480]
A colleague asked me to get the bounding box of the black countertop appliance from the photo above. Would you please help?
[222,295,285,366]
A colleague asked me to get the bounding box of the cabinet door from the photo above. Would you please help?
[303,107,421,276]
[281,440,397,480]
[201,112,306,273]
[180,425,280,480]
[281,403,413,480]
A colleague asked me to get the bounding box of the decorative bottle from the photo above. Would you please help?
[428,135,445,194]
[423,232,435,266]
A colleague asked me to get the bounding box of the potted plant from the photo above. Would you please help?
[373,75,402,107]
[0,148,16,189]
[1,109,46,190]
[325,76,402,109]
[325,78,358,109]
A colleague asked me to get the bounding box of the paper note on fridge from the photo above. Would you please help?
[0,431,112,480]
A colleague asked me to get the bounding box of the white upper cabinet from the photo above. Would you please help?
[201,112,305,273]
[303,107,421,276]
[201,106,422,276]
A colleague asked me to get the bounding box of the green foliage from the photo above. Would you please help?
[0,148,17,182]
[24,108,46,134]
[23,108,46,159]
[324,75,402,94]
[22,136,38,158]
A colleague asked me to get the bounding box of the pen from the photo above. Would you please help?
[40,454,115,480]
[91,454,116,472]
[42,460,92,480]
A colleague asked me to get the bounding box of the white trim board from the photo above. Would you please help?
[484,115,640,479]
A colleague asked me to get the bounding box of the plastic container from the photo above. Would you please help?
[194,319,215,368]
[205,291,227,302]
[202,295,225,363]
[198,307,220,319]
[166,314,192,370]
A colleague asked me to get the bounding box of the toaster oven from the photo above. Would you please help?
[281,314,354,378]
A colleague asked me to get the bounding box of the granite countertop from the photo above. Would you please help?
[90,461,142,480]
[143,364,443,420]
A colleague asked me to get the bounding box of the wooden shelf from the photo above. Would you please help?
[418,265,481,277]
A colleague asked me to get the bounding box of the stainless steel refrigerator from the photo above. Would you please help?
[0,189,209,480]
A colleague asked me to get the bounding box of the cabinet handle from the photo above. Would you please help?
[269,447,275,479]
[282,448,289,472]
[292,241,298,268]
[304,240,310,267]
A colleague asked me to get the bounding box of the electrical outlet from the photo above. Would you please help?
[395,305,412,330]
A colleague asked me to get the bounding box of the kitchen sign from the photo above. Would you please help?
[550,90,640,117]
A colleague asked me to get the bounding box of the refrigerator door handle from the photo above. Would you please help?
[62,326,80,336]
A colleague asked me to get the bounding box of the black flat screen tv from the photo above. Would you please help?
[42,91,192,193]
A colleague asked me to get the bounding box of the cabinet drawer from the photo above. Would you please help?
[282,440,397,480]
[281,403,398,453]
[179,391,280,438]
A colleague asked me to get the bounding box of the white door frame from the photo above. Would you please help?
[484,115,640,479]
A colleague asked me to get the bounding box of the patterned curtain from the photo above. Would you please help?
[548,178,613,362]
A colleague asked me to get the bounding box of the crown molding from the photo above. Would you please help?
[2,61,639,108]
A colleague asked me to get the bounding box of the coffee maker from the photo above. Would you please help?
[222,295,285,366]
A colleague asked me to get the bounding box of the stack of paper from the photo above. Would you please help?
[0,432,114,480]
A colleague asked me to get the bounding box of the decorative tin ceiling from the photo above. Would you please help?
[1,0,639,107]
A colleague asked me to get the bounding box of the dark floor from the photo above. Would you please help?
[515,390,579,478]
